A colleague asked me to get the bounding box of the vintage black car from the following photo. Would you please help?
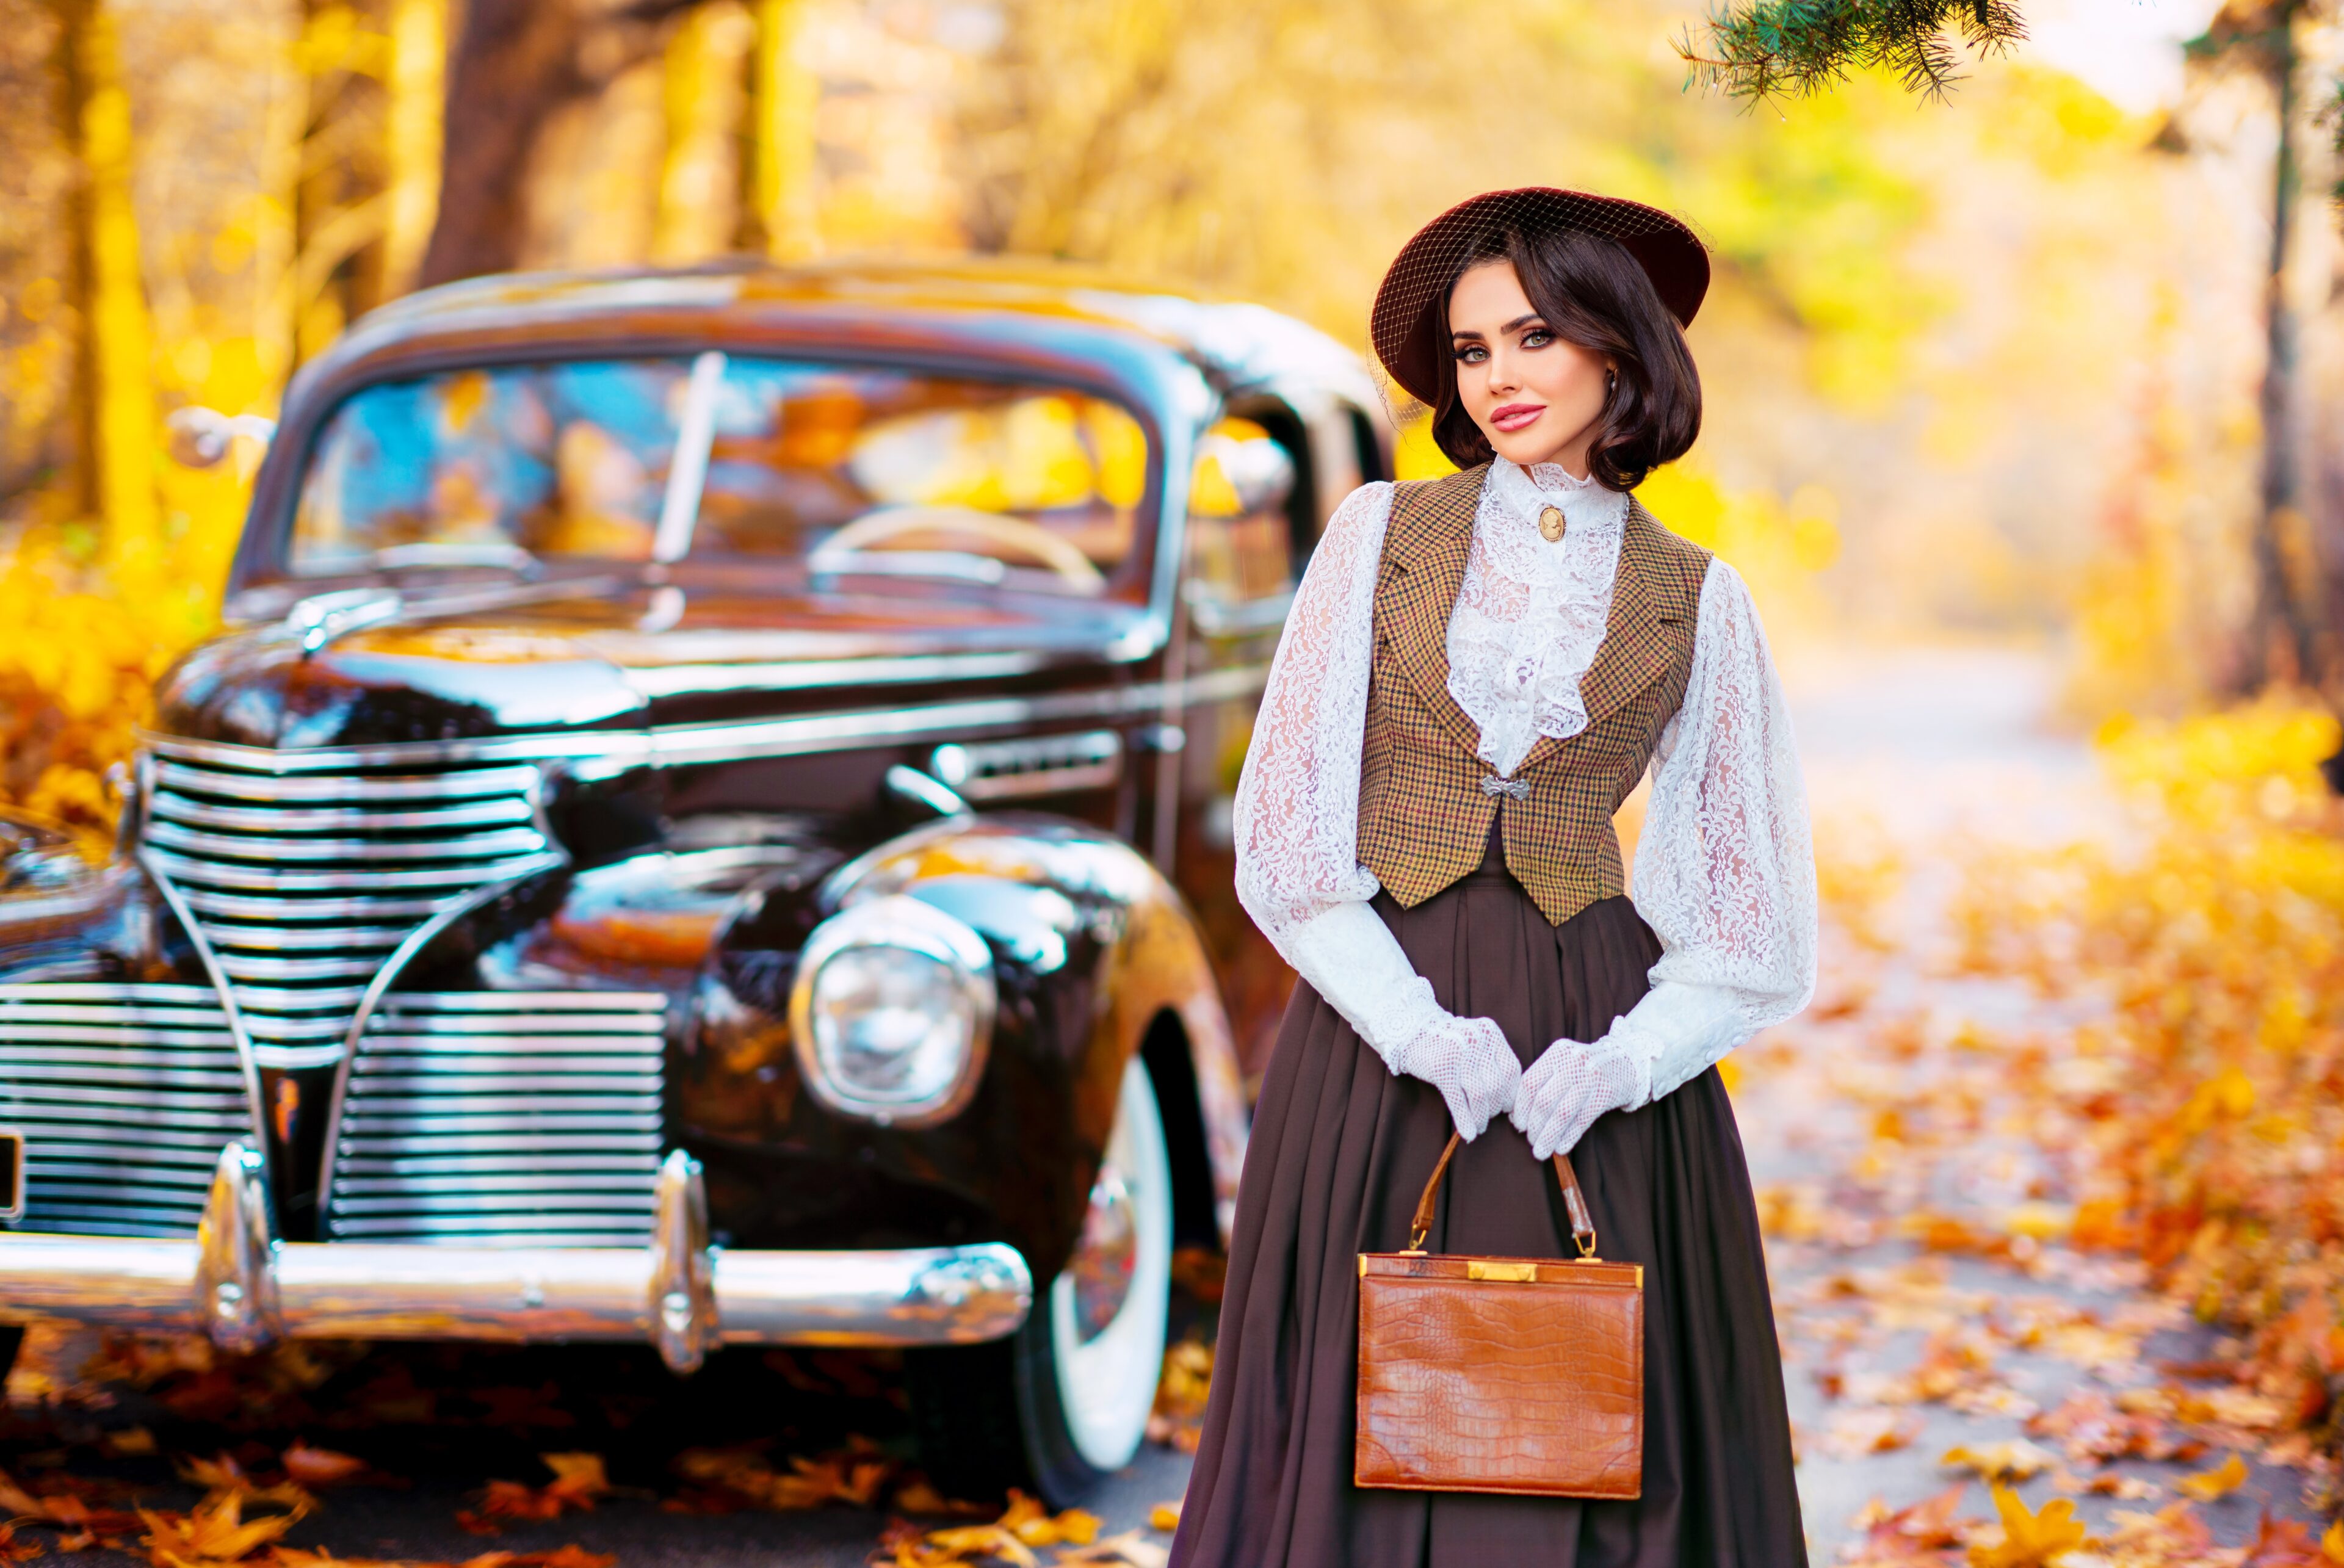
[0,259,1389,1500]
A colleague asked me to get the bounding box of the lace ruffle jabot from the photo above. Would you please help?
[1229,464,1817,1132]
[1447,458,1629,778]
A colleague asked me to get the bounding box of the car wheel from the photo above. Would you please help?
[910,1056,1175,1506]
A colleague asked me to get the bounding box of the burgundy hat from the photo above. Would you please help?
[1370,187,1710,406]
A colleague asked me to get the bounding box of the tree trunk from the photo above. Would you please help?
[653,0,751,264]
[48,0,159,567]
[381,0,446,297]
[740,0,817,259]
[419,0,697,287]
[2236,0,2323,690]
[418,0,588,285]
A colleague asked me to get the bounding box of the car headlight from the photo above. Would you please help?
[789,894,995,1126]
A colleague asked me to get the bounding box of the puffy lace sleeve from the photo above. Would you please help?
[1609,558,1817,1099]
[1229,480,1389,934]
[1229,483,1514,1120]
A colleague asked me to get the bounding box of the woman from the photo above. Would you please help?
[1170,189,1817,1567]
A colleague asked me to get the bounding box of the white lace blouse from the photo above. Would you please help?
[1230,459,1817,1108]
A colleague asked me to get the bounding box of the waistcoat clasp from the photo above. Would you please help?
[1480,775,1531,800]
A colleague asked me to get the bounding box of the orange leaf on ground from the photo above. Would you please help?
[996,1491,1098,1547]
[140,1489,306,1568]
[1966,1484,2089,1568]
[455,1455,610,1535]
[1845,1482,1973,1564]
[2245,1514,2326,1565]
[916,1525,1036,1567]
[488,1549,615,1568]
[887,1481,987,1519]
[1055,1531,1170,1567]
[1941,1440,2056,1482]
[670,1443,895,1512]
[278,1447,366,1490]
[534,1458,609,1509]
[2176,1453,2249,1501]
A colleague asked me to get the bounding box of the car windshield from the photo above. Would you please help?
[289,355,1152,596]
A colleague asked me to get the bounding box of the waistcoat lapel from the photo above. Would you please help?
[1378,465,1488,761]
[1520,499,1687,773]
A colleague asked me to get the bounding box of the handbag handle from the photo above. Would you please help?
[1407,1132,1599,1259]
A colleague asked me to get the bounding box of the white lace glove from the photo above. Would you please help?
[1384,1010,1522,1143]
[1279,900,1522,1141]
[1510,1031,1651,1160]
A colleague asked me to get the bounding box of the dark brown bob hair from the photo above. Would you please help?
[1425,225,1701,491]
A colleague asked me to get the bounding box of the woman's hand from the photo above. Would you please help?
[1387,1014,1522,1142]
[1510,1035,1648,1160]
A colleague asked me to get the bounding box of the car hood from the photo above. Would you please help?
[156,577,1151,749]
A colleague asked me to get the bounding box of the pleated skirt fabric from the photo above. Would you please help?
[1170,847,1807,1568]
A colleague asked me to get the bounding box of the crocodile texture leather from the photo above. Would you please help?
[1356,1134,1644,1497]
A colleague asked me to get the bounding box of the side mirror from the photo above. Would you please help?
[1190,418,1297,519]
[0,811,98,898]
[166,406,277,469]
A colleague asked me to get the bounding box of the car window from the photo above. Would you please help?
[289,356,1153,596]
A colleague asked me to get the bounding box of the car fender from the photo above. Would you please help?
[687,812,1246,1274]
[829,815,1248,1247]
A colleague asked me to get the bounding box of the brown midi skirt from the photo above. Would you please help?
[1171,846,1807,1567]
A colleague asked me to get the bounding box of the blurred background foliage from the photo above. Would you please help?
[0,0,2332,839]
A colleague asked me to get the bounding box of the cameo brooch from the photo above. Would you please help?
[1538,505,1566,543]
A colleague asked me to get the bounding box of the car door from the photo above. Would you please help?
[1171,391,1389,1088]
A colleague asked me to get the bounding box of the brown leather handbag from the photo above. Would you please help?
[1355,1133,1644,1498]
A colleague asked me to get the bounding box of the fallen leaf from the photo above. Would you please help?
[1146,1502,1181,1533]
[1966,1483,2090,1568]
[2245,1514,2325,1566]
[140,1489,307,1567]
[499,1549,615,1568]
[888,1481,987,1519]
[671,1444,894,1512]
[2176,1452,2248,1501]
[1845,1482,1973,1562]
[279,1447,366,1490]
[455,1455,612,1534]
[996,1491,1096,1547]
[1941,1440,2057,1482]
[917,1525,1036,1567]
[534,1457,609,1509]
[1824,1407,1919,1458]
[2083,1473,2158,1501]
[1054,1531,1170,1568]
[104,1430,157,1459]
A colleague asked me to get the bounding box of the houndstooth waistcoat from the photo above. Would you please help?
[1357,463,1713,927]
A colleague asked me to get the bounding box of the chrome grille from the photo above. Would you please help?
[0,984,255,1237]
[143,755,561,1068]
[325,992,667,1246]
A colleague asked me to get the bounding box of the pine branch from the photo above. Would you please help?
[1680,0,2027,103]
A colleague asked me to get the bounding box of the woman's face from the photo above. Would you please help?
[1448,259,1613,477]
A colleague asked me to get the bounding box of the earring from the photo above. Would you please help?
[1607,369,1617,396]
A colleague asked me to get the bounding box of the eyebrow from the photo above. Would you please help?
[1450,313,1548,342]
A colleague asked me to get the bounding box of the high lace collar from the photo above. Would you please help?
[1442,458,1632,778]
[1483,457,1629,540]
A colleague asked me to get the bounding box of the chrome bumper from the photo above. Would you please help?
[0,1145,1030,1372]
